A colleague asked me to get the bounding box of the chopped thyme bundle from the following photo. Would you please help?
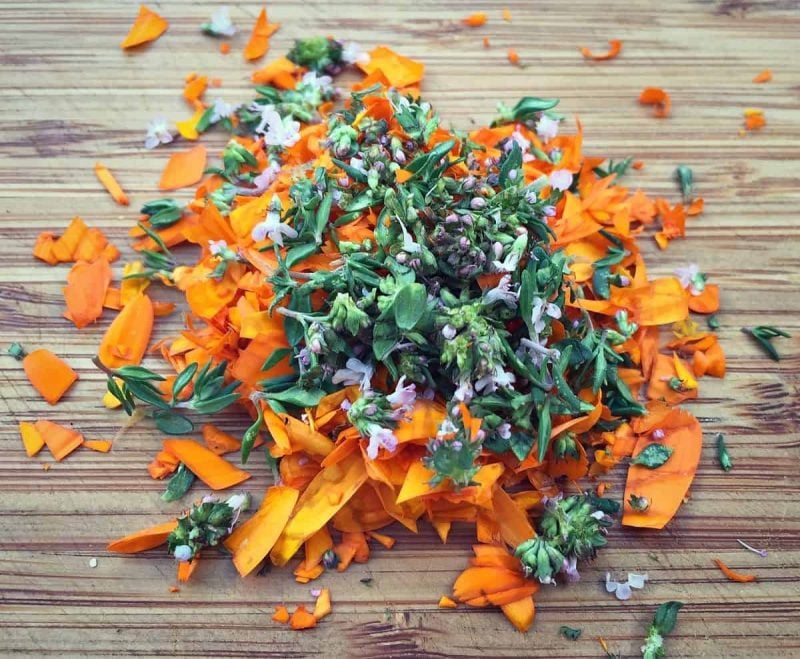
[22,29,733,637]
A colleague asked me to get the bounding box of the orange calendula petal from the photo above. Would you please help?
[270,453,368,566]
[98,294,154,368]
[272,605,290,623]
[500,596,536,632]
[63,258,112,329]
[176,107,206,141]
[34,420,83,462]
[177,558,199,582]
[182,75,207,106]
[312,587,332,620]
[159,145,208,191]
[289,605,317,630]
[462,12,487,27]
[623,407,702,529]
[438,595,458,609]
[108,519,178,553]
[580,39,622,61]
[507,48,520,66]
[752,69,772,83]
[22,348,78,405]
[84,440,113,453]
[224,485,299,576]
[94,163,129,205]
[639,87,671,118]
[357,46,425,88]
[714,558,757,583]
[19,421,45,457]
[120,5,169,50]
[243,8,280,61]
[162,439,251,491]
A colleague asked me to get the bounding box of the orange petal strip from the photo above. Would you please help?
[22,348,78,405]
[714,558,757,583]
[108,519,178,553]
[94,163,129,206]
[162,438,251,490]
[580,39,622,61]
[35,419,83,462]
[159,145,208,191]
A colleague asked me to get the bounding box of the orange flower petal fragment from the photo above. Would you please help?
[483,36,491,48]
[743,108,766,131]
[639,87,671,118]
[251,57,300,88]
[507,48,520,66]
[94,163,129,206]
[502,8,512,21]
[220,42,231,55]
[22,348,78,405]
[462,12,487,27]
[84,440,113,453]
[182,75,207,107]
[34,420,83,462]
[272,605,290,623]
[224,485,299,576]
[580,39,622,61]
[623,407,702,529]
[500,596,536,633]
[270,453,368,566]
[98,293,154,368]
[120,5,168,50]
[289,605,318,630]
[108,519,178,553]
[63,258,112,329]
[358,46,425,89]
[162,439,251,491]
[714,558,757,583]
[752,69,772,83]
[159,145,208,191]
[243,8,280,62]
[438,595,458,609]
[177,558,199,582]
[312,587,332,620]
[19,421,45,457]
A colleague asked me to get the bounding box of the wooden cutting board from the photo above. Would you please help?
[1,1,798,656]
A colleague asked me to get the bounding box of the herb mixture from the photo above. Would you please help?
[12,3,778,646]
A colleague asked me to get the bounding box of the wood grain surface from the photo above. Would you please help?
[1,0,799,656]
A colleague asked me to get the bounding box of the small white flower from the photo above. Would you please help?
[332,357,374,390]
[203,6,237,37]
[365,423,398,460]
[497,423,511,440]
[256,107,300,148]
[441,324,457,341]
[484,274,518,308]
[341,41,370,65]
[675,263,706,296]
[549,169,573,192]
[397,218,421,254]
[145,116,173,149]
[627,573,649,589]
[387,375,416,410]
[605,571,647,600]
[510,129,531,153]
[210,98,238,123]
[536,115,559,142]
[453,378,474,403]
[301,70,333,93]
[474,367,516,394]
[173,545,193,562]
[251,198,298,246]
[208,239,227,256]
[249,163,281,194]
[348,157,367,174]
[531,296,562,336]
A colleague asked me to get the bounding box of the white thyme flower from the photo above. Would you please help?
[145,116,173,149]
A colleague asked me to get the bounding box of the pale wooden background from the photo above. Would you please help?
[1,1,799,656]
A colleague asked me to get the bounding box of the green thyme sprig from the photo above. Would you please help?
[422,412,482,491]
[140,198,184,229]
[742,325,790,361]
[94,358,241,434]
[515,494,611,584]
[126,222,178,282]
[642,601,684,659]
[167,493,250,562]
